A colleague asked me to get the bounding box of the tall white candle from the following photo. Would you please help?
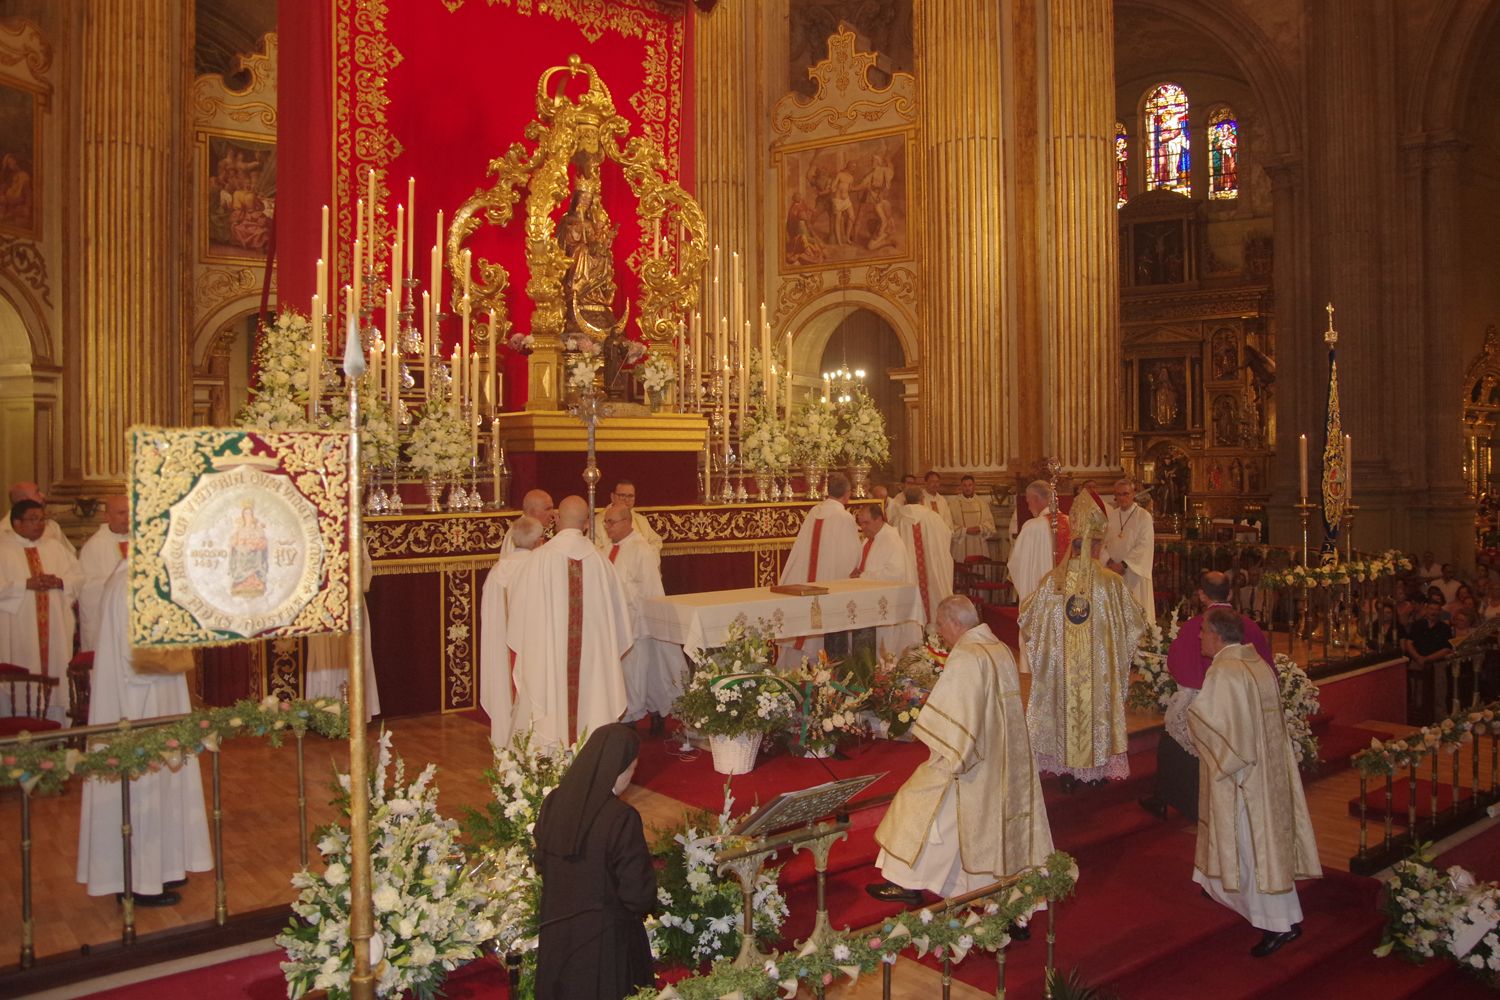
[460,294,472,403]
[405,177,415,277]
[739,319,749,428]
[1344,434,1353,502]
[308,293,322,420]
[319,205,330,294]
[421,290,433,398]
[365,169,376,272]
[387,288,398,429]
[486,314,497,418]
[353,198,364,259]
[675,322,684,407]
[1298,434,1308,501]
[430,244,442,316]
[351,238,363,309]
[392,209,403,293]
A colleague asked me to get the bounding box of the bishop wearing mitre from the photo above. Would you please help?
[507,496,633,749]
[601,502,683,727]
[898,484,954,629]
[479,515,545,747]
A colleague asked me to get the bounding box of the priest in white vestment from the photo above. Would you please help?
[507,496,632,749]
[593,480,663,553]
[77,562,213,903]
[898,485,954,629]
[499,489,555,557]
[852,503,920,655]
[779,472,861,664]
[870,596,1054,904]
[0,482,76,556]
[919,471,955,534]
[1190,608,1321,957]
[303,540,380,722]
[77,495,130,651]
[1007,481,1058,674]
[479,515,545,748]
[0,500,82,721]
[601,503,684,725]
[950,475,997,563]
[1104,478,1156,618]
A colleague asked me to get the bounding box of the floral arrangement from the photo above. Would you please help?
[567,354,602,393]
[1277,653,1322,766]
[358,390,400,470]
[647,795,789,968]
[1376,845,1500,981]
[844,649,928,739]
[1,695,348,796]
[628,852,1079,1000]
[240,308,323,430]
[1354,701,1500,777]
[1128,613,1183,712]
[687,616,778,676]
[671,671,799,740]
[838,388,889,467]
[740,410,793,474]
[278,731,503,999]
[406,402,471,478]
[562,333,601,355]
[787,653,871,756]
[508,331,536,354]
[790,397,841,468]
[1262,549,1412,590]
[895,630,950,690]
[636,354,676,396]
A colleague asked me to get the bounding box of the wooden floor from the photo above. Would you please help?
[2,702,1494,997]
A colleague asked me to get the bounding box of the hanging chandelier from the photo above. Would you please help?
[822,364,865,406]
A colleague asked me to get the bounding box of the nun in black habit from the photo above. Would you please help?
[533,723,657,1000]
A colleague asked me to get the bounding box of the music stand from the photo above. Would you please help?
[716,772,886,963]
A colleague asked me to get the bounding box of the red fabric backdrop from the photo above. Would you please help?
[278,0,692,411]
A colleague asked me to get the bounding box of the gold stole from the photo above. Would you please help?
[566,558,583,742]
[1062,562,1093,768]
[23,546,48,673]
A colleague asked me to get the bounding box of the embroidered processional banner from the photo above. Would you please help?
[128,427,352,647]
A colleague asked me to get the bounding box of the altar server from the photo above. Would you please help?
[852,502,920,654]
[500,488,556,556]
[479,515,545,747]
[0,499,82,722]
[898,484,954,628]
[304,540,381,722]
[779,472,860,585]
[869,596,1053,904]
[602,503,682,728]
[1190,608,1321,957]
[507,496,633,749]
[77,494,130,651]
[593,480,663,553]
[950,475,997,563]
[77,561,213,905]
[1007,481,1060,674]
[1104,478,1156,617]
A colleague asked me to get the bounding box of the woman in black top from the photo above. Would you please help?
[533,724,656,1000]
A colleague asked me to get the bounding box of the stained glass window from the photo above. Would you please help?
[1115,122,1129,208]
[1144,83,1191,197]
[1207,106,1239,199]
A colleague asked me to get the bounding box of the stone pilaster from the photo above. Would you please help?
[61,0,184,489]
[914,0,1009,472]
[1041,0,1118,475]
[693,4,759,317]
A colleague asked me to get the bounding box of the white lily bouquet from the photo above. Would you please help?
[839,389,889,466]
[240,308,324,430]
[1276,653,1321,766]
[791,397,841,468]
[1377,846,1500,980]
[358,390,400,470]
[635,354,676,396]
[407,402,471,478]
[1128,613,1183,712]
[740,410,793,474]
[567,354,602,394]
[278,732,502,999]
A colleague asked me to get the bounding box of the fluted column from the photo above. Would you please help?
[1042,0,1117,474]
[693,4,758,317]
[62,0,182,488]
[915,1,1008,472]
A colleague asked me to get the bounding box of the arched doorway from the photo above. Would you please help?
[0,294,36,487]
[816,307,906,478]
[192,306,262,426]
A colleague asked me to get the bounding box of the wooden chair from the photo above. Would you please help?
[0,663,62,737]
[957,555,1013,610]
[67,650,94,728]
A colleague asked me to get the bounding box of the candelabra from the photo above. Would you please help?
[1294,499,1316,644]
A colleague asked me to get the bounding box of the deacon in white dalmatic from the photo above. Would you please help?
[601,502,684,727]
[1103,478,1156,618]
[869,596,1054,904]
[0,499,82,722]
[479,515,546,748]
[897,484,954,631]
[1190,607,1321,958]
[303,539,381,722]
[77,562,213,905]
[850,501,919,654]
[950,474,997,563]
[77,495,131,651]
[779,472,861,664]
[507,496,633,749]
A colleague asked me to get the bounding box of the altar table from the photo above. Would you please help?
[641,579,922,657]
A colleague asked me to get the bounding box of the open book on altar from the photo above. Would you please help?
[769,583,829,596]
[730,772,885,838]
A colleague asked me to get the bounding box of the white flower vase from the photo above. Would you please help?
[709,732,763,775]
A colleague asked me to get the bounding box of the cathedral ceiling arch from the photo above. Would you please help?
[783,288,915,379]
[0,274,51,365]
[1114,0,1300,158]
[1400,0,1500,137]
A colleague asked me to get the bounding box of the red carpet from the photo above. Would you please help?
[1436,819,1500,881]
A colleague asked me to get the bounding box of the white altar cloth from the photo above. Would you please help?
[642,579,922,658]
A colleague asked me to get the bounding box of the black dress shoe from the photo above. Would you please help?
[1138,796,1169,820]
[648,713,666,737]
[116,890,181,908]
[1250,923,1302,957]
[164,877,188,890]
[865,881,924,905]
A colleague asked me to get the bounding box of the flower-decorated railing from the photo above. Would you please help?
[1348,700,1500,876]
[628,852,1078,1000]
[0,697,348,968]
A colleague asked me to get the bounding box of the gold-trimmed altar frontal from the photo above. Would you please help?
[494,411,707,452]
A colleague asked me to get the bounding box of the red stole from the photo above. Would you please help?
[566,558,583,742]
[912,523,932,622]
[608,543,620,563]
[806,518,825,583]
[23,546,48,673]
[856,535,874,574]
[118,540,129,559]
